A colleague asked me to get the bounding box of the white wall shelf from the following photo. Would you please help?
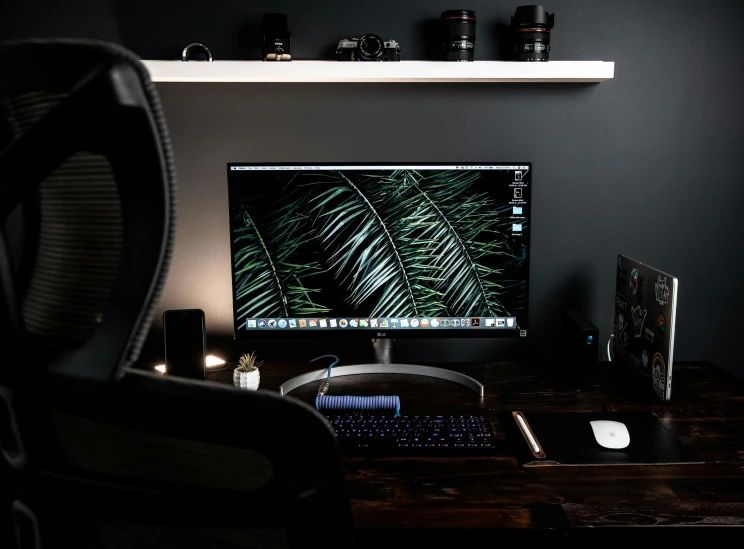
[142,60,614,83]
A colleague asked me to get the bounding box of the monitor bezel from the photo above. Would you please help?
[226,161,532,340]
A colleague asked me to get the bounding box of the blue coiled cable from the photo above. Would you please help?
[310,355,401,416]
[315,394,402,414]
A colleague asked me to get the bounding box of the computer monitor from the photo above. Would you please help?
[227,162,531,388]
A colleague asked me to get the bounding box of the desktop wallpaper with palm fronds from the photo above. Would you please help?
[228,167,530,330]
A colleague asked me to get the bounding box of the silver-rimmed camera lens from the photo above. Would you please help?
[357,34,385,60]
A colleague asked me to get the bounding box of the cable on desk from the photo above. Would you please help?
[310,354,338,396]
[309,354,401,416]
[316,394,401,414]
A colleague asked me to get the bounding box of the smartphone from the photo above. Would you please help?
[162,309,206,379]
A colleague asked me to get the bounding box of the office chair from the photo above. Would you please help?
[0,39,356,549]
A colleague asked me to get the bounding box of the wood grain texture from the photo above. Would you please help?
[206,360,744,542]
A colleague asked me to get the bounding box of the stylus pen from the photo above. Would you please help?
[516,413,541,454]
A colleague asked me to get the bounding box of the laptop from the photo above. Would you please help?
[612,254,678,401]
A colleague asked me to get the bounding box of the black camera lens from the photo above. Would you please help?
[511,5,554,61]
[441,10,476,61]
[357,34,385,60]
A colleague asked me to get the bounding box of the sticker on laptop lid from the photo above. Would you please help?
[617,255,628,288]
[652,353,667,400]
[630,268,639,293]
[655,275,670,306]
[656,313,667,337]
[631,306,647,338]
[614,315,628,355]
[630,267,645,304]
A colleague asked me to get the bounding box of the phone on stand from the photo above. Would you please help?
[162,309,206,379]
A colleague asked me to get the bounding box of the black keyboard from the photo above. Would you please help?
[324,413,496,453]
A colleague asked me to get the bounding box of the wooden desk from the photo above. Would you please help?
[210,360,744,543]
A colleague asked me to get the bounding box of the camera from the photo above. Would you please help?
[336,34,401,61]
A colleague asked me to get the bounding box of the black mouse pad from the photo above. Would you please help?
[499,411,702,467]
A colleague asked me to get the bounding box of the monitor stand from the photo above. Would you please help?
[279,339,485,396]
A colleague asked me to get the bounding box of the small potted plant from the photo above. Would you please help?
[233,351,262,390]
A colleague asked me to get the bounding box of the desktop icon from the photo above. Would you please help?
[410,318,419,327]
[319,319,328,328]
[452,319,461,327]
[485,318,495,327]
[258,319,267,328]
[431,318,440,327]
[512,223,523,233]
[420,318,429,327]
[350,318,358,327]
[506,318,515,328]
[371,318,378,327]
[514,188,523,199]
[512,206,523,215]
[278,319,287,328]
[400,318,409,327]
[514,170,523,181]
[390,318,399,327]
[299,319,307,328]
[380,319,388,328]
[441,319,450,327]
[339,319,348,328]
[461,318,470,327]
[359,318,369,327]
[520,330,527,337]
[268,319,277,328]
[470,318,481,327]
[246,319,257,328]
[329,318,337,328]
[289,319,297,328]
[309,319,318,327]
[496,318,505,327]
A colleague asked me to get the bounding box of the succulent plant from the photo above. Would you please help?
[236,351,262,373]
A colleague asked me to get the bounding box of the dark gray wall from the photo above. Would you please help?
[1,0,120,43]
[126,0,744,378]
[7,1,744,377]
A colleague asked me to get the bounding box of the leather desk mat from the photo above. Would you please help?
[499,410,702,467]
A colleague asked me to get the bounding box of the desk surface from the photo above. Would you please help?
[210,360,744,541]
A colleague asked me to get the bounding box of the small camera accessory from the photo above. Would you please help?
[336,34,401,61]
[511,4,554,61]
[441,10,477,61]
[181,42,213,61]
[262,13,292,61]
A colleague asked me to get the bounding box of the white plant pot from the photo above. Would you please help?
[233,368,260,390]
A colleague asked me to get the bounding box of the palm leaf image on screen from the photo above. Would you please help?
[402,169,513,317]
[305,169,512,317]
[232,192,330,321]
[307,171,443,318]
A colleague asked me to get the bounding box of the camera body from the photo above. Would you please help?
[262,13,291,61]
[336,34,401,61]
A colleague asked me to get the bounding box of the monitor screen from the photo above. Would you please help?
[227,163,531,339]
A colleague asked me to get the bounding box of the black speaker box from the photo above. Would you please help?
[560,309,599,389]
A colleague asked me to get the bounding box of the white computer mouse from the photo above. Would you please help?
[589,420,630,449]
